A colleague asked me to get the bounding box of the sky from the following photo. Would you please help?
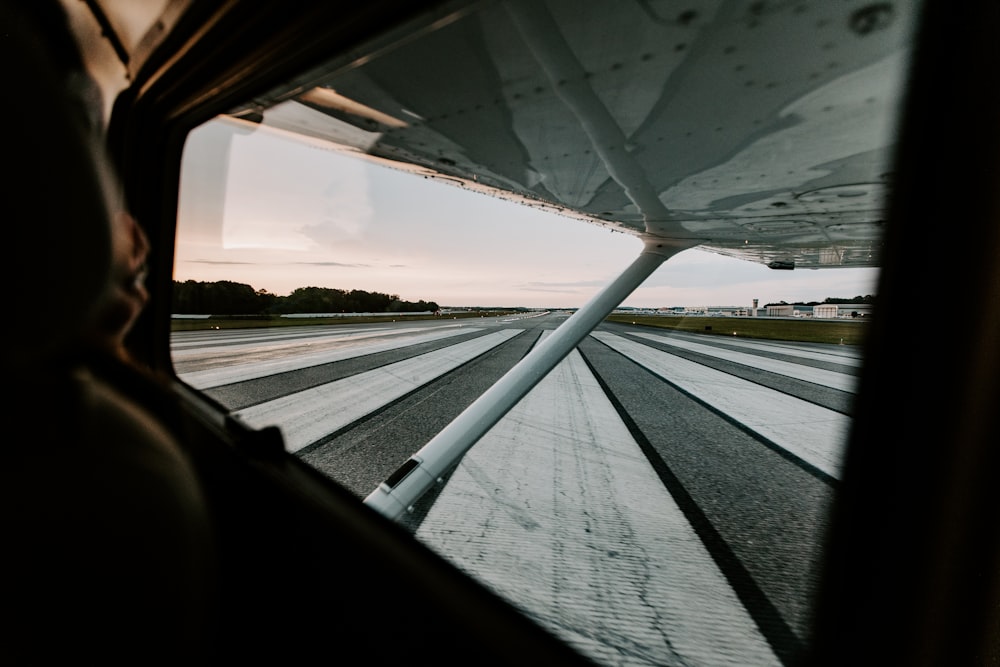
[174,119,880,310]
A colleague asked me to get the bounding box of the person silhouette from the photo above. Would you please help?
[0,2,217,662]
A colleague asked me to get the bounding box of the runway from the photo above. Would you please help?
[172,313,859,666]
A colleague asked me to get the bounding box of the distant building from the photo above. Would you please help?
[624,303,873,318]
[766,304,795,317]
[812,304,839,319]
[764,303,873,318]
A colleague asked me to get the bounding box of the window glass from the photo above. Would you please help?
[174,2,917,663]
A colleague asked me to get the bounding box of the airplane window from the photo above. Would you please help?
[173,1,919,664]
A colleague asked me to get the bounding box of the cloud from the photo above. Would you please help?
[186,259,258,266]
[299,164,375,246]
[519,279,608,293]
[222,129,375,250]
[292,261,370,268]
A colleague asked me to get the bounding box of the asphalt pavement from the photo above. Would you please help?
[172,313,859,666]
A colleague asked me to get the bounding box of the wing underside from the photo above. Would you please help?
[234,0,914,270]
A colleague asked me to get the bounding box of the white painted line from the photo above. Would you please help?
[170,325,396,350]
[234,329,521,452]
[417,348,779,666]
[177,326,484,389]
[629,332,859,393]
[669,333,863,366]
[594,332,848,479]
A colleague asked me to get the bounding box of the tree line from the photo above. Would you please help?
[173,280,440,315]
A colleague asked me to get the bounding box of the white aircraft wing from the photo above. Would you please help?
[237,0,916,270]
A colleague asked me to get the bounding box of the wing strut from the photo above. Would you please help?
[364,238,693,520]
[365,0,706,520]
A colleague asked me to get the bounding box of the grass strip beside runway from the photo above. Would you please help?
[606,315,868,345]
